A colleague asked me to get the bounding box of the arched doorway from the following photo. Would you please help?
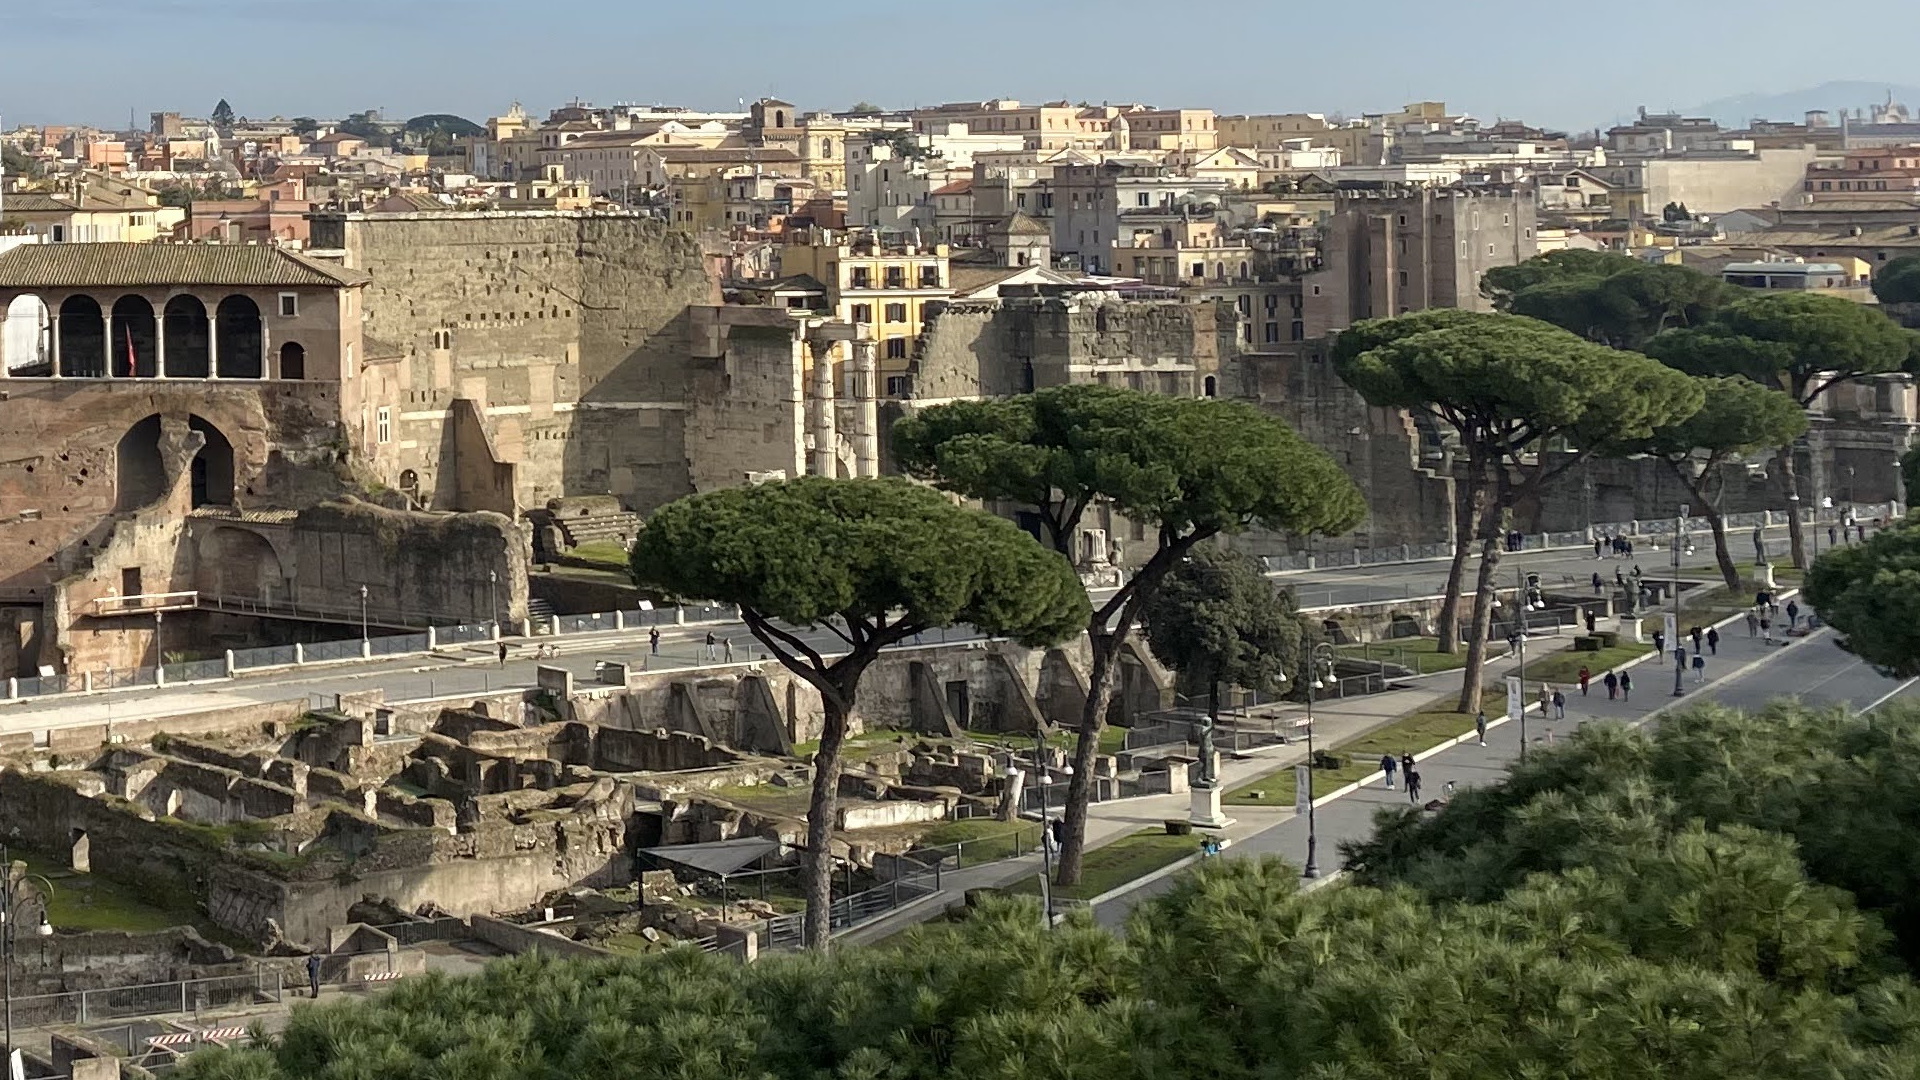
[110,296,158,377]
[188,415,235,508]
[3,295,51,376]
[116,415,167,511]
[194,526,286,600]
[278,341,305,380]
[58,296,105,377]
[163,295,210,377]
[214,295,262,378]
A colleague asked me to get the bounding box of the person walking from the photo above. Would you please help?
[1706,626,1720,655]
[704,631,717,661]
[1552,688,1566,721]
[1380,752,1397,790]
[1760,615,1773,644]
[1652,628,1666,656]
[1578,666,1591,696]
[1786,600,1800,631]
[307,953,324,999]
[1594,537,1604,559]
[722,636,735,662]
[1405,768,1423,804]
[648,628,660,655]
[1400,753,1415,783]
[1744,610,1759,638]
[498,642,508,666]
[1475,710,1487,746]
[1690,625,1703,655]
[1692,651,1707,684]
[1591,571,1604,595]
[1604,671,1619,700]
[1539,683,1552,716]
[1584,609,1598,634]
[1619,670,1633,701]
[1829,524,1839,547]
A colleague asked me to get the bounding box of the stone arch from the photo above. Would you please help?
[188,415,235,508]
[1203,375,1217,398]
[215,295,262,378]
[58,295,105,377]
[116,414,167,511]
[110,295,159,377]
[3,294,51,375]
[194,525,287,600]
[279,340,306,380]
[163,294,210,377]
[775,109,788,128]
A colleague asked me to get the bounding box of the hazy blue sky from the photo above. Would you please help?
[3,0,1915,131]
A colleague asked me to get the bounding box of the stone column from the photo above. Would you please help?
[207,313,220,379]
[47,314,61,378]
[808,338,837,478]
[102,311,115,377]
[850,339,880,478]
[154,308,167,378]
[262,320,273,379]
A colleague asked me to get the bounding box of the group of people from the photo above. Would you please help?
[704,631,736,662]
[1595,535,1637,559]
[1745,591,1810,644]
[1379,751,1424,802]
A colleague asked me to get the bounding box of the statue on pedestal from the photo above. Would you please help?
[1752,524,1770,566]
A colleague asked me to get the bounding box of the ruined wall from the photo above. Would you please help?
[281,498,528,626]
[683,306,808,489]
[315,211,714,515]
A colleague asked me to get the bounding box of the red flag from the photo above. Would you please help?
[125,324,136,376]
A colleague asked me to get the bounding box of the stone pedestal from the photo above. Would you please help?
[1755,563,1776,588]
[1616,614,1644,644]
[1190,784,1234,829]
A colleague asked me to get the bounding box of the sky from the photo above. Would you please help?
[2,0,1917,132]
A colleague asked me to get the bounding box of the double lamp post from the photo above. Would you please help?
[1,849,56,1058]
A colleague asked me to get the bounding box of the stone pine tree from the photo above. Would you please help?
[1337,313,1701,713]
[1508,262,1741,352]
[893,386,1363,886]
[1623,377,1808,590]
[210,98,235,133]
[629,477,1088,948]
[1138,548,1301,807]
[1808,526,1920,678]
[1648,292,1919,569]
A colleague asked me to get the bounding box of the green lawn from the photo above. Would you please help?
[1524,642,1653,687]
[568,540,631,569]
[1339,637,1471,675]
[915,819,1041,862]
[1226,689,1509,804]
[11,849,202,934]
[1006,830,1199,900]
[791,726,919,760]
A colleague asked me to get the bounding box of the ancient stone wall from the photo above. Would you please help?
[280,498,527,626]
[683,306,808,489]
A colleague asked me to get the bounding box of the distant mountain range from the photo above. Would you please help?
[1680,80,1920,127]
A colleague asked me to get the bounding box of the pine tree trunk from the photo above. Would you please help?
[801,694,850,950]
[1055,628,1117,888]
[1780,445,1809,570]
[1706,510,1741,591]
[1435,473,1480,654]
[1456,500,1509,715]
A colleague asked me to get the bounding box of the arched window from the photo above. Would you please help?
[163,295,210,377]
[116,415,166,510]
[215,295,262,378]
[1203,375,1218,398]
[110,295,158,377]
[278,341,305,380]
[188,415,234,507]
[58,295,105,377]
[3,295,51,376]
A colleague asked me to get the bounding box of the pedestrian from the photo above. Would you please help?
[1619,670,1633,701]
[1475,710,1487,746]
[1591,571,1604,595]
[1761,615,1772,644]
[1594,538,1604,559]
[1692,651,1706,683]
[705,631,717,661]
[1744,610,1759,638]
[1690,625,1703,654]
[1400,753,1415,781]
[1380,752,1397,790]
[307,953,323,999]
[1706,626,1720,655]
[1652,628,1665,656]
[648,627,660,655]
[1578,666,1591,695]
[1615,567,1627,590]
[1829,525,1839,547]
[1538,683,1552,716]
[1604,671,1619,700]
[497,642,508,666]
[1786,600,1800,630]
[1584,609,1597,634]
[1552,688,1566,720]
[723,636,734,662]
[1406,768,1423,804]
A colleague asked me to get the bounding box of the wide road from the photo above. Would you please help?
[1096,606,1910,928]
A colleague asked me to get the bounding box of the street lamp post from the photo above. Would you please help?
[2,847,56,1057]
[1029,730,1070,929]
[359,585,369,647]
[1298,642,1335,880]
[488,570,498,634]
[1673,506,1692,698]
[1509,567,1544,762]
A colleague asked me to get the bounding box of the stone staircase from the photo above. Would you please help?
[527,495,641,562]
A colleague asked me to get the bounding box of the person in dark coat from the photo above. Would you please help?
[1619,670,1633,700]
[1380,753,1397,790]
[1603,671,1619,700]
[307,953,324,998]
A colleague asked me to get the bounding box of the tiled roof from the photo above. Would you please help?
[0,243,369,289]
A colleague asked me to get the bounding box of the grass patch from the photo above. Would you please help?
[1225,689,1510,804]
[568,540,632,569]
[1524,643,1652,687]
[963,727,1128,755]
[11,849,203,934]
[1006,830,1198,900]
[707,782,815,818]
[791,726,919,761]
[1338,637,1470,675]
[915,819,1041,861]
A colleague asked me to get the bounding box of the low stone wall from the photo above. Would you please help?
[468,914,611,959]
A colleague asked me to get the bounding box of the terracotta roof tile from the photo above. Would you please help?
[0,243,368,289]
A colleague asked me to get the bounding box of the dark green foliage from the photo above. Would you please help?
[1139,547,1299,696]
[1874,255,1920,305]
[336,110,390,143]
[210,98,235,132]
[1808,523,1920,679]
[181,703,1920,1079]
[1479,248,1640,309]
[403,114,486,154]
[1646,290,1913,405]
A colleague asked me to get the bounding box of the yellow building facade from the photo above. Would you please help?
[779,235,953,391]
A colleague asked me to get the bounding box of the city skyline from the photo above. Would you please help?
[3,0,1917,130]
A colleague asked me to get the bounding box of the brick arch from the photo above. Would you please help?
[193,524,289,601]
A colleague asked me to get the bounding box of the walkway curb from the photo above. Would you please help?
[1080,837,1233,909]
